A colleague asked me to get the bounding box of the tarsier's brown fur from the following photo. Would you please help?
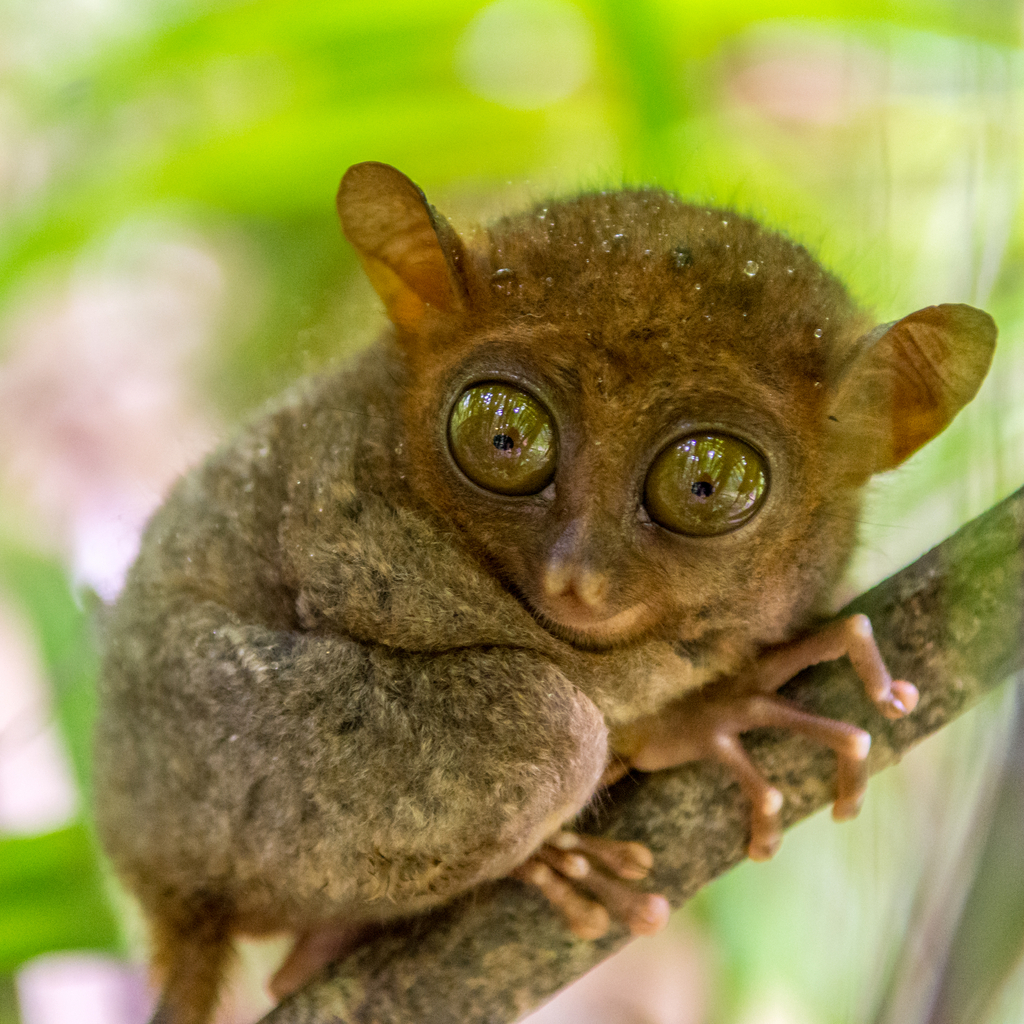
[94,163,996,1024]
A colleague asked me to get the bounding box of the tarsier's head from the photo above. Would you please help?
[338,162,995,652]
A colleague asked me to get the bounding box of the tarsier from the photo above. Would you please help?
[94,162,996,1024]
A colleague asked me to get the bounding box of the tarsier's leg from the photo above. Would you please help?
[510,831,670,939]
[147,912,232,1024]
[622,614,919,861]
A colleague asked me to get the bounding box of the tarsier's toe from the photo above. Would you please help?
[575,865,670,935]
[512,859,612,939]
[878,679,919,719]
[832,791,866,821]
[548,830,653,880]
[745,786,784,861]
[628,893,670,935]
[747,831,782,862]
[512,833,668,939]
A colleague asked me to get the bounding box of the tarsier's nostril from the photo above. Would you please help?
[543,560,610,611]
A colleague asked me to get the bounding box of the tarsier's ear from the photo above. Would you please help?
[337,162,466,332]
[830,304,996,475]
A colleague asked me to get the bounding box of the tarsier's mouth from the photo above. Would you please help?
[533,599,651,648]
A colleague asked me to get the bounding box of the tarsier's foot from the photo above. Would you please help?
[623,614,918,860]
[510,831,670,940]
[269,922,371,1001]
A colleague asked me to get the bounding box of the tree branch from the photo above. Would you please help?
[261,485,1024,1024]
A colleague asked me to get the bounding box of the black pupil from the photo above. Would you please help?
[691,480,714,498]
[493,433,516,451]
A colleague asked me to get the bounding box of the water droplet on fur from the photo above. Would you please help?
[670,245,693,270]
[743,260,758,277]
[544,276,554,287]
[600,239,612,253]
[490,268,518,295]
[814,327,824,338]
[721,219,729,227]
[786,266,795,275]
[693,283,701,291]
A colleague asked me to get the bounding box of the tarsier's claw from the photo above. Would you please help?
[537,841,590,880]
[748,830,781,862]
[512,833,667,939]
[881,679,920,718]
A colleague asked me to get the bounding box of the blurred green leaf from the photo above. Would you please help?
[0,825,120,972]
[0,546,122,972]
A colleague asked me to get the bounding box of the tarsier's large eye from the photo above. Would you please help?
[645,433,768,535]
[448,382,556,495]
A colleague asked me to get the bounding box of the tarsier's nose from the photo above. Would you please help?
[542,559,610,613]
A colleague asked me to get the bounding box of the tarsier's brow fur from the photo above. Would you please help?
[94,162,995,1024]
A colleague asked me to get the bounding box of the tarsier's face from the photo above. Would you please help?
[338,164,995,653]
[421,311,845,652]
[442,370,774,646]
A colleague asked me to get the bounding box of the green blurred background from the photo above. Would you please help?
[0,0,1022,1022]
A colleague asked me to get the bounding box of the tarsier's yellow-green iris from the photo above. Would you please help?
[449,382,556,494]
[645,433,768,535]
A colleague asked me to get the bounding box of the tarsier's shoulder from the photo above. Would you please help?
[114,356,384,622]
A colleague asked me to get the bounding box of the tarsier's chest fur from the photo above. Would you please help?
[94,163,995,1024]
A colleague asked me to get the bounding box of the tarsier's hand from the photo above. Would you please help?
[622,613,918,860]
